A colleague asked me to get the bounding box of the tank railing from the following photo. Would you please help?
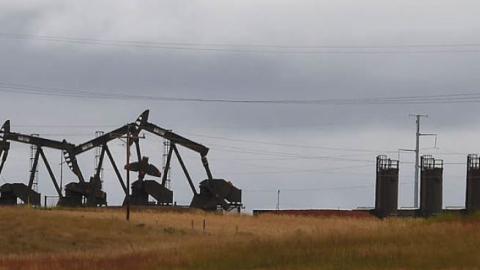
[376,155,399,171]
[421,155,443,169]
[467,154,480,170]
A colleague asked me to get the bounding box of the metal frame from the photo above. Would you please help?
[0,120,72,199]
[62,112,148,196]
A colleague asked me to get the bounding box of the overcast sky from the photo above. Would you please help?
[1,1,480,211]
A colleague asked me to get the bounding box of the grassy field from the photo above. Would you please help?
[0,207,479,270]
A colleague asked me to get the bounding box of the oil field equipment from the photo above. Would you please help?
[466,154,480,213]
[0,110,242,211]
[135,110,242,211]
[60,175,106,207]
[124,156,173,205]
[62,111,149,206]
[0,120,80,206]
[0,123,9,176]
[0,183,40,205]
[190,178,242,211]
[420,155,443,217]
[374,155,399,218]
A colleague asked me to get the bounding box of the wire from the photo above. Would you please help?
[5,80,480,105]
[3,33,480,54]
[210,145,376,163]
[4,33,480,49]
[5,127,469,164]
[12,124,119,129]
[218,164,373,176]
[187,132,397,153]
[2,122,394,158]
[244,181,413,193]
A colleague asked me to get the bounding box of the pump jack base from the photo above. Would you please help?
[58,182,107,207]
[123,179,173,206]
[190,179,242,211]
[0,183,41,206]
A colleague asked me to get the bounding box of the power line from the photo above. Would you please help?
[244,181,413,193]
[4,123,396,154]
[210,145,376,163]
[187,132,397,153]
[5,122,475,164]
[3,33,480,54]
[5,124,474,163]
[4,33,480,49]
[5,80,480,105]
[218,164,373,176]
[12,124,119,128]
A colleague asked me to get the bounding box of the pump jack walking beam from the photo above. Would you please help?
[0,120,74,197]
[62,112,148,194]
[135,110,214,180]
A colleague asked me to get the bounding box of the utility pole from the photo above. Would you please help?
[119,127,145,221]
[413,115,424,209]
[408,114,436,208]
[126,129,131,221]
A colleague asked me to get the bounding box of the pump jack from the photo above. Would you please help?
[62,111,161,206]
[0,120,81,206]
[135,110,242,211]
[0,110,242,211]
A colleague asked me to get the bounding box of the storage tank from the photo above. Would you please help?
[374,155,399,218]
[420,155,443,217]
[466,154,480,213]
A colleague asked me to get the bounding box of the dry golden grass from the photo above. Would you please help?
[0,206,479,270]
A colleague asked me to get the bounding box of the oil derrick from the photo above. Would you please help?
[420,155,443,217]
[374,155,399,218]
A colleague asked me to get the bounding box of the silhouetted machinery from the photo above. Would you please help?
[0,110,242,211]
[124,156,173,205]
[61,112,149,207]
[0,120,82,206]
[135,110,242,211]
[62,110,241,210]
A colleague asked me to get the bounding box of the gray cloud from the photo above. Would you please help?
[1,0,480,211]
